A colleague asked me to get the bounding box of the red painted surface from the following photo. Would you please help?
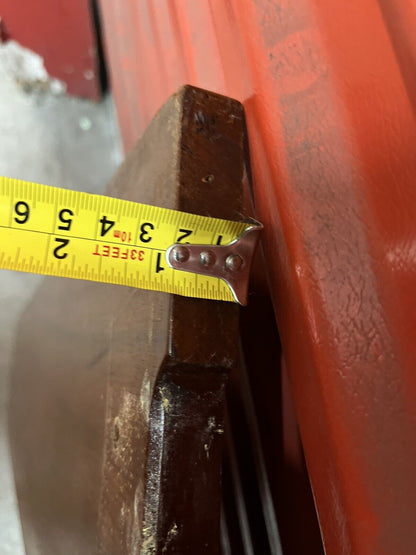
[0,1,101,99]
[100,1,416,553]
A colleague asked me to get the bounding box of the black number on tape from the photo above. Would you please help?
[156,252,164,273]
[139,222,154,243]
[14,201,30,224]
[176,228,192,243]
[58,208,74,231]
[53,238,70,259]
[100,215,115,237]
[216,235,223,245]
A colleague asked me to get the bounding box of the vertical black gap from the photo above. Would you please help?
[89,0,109,93]
[226,380,272,555]
[0,18,10,42]
[239,284,325,555]
[238,351,284,554]
[221,454,245,555]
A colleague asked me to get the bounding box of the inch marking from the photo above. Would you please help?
[0,177,252,303]
[0,224,160,252]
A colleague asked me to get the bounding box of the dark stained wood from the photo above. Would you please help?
[9,86,246,554]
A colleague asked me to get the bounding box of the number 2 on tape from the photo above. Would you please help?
[0,177,261,304]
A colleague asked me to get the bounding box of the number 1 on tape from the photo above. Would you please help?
[0,177,262,304]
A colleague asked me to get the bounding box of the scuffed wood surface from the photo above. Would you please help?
[10,86,246,554]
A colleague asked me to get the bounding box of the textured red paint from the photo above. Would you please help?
[0,1,101,99]
[99,1,416,553]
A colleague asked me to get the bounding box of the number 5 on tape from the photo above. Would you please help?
[0,177,262,305]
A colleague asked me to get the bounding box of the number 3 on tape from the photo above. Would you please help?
[0,177,262,305]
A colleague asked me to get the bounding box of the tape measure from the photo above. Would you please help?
[0,177,262,304]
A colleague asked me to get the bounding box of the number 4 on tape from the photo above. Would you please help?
[0,177,262,305]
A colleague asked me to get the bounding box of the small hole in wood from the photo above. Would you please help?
[113,419,120,443]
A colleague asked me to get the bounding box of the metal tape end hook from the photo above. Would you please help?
[166,221,263,305]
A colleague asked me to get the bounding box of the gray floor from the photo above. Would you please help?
[0,44,122,553]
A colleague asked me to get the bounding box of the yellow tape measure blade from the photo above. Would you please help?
[0,177,261,304]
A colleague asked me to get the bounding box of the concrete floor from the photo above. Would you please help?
[0,44,122,553]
